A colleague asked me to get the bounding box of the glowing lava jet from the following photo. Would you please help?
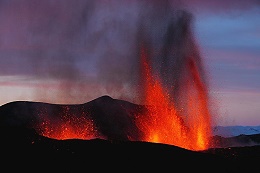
[135,44,212,151]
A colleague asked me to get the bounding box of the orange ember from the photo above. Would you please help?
[37,107,100,140]
[135,45,212,151]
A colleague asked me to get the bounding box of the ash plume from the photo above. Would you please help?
[0,0,208,107]
[133,0,210,119]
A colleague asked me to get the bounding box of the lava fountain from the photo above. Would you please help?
[134,43,212,151]
[132,2,214,151]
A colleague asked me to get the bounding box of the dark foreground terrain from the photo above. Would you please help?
[0,96,259,172]
[1,126,260,172]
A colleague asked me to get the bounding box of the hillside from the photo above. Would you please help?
[0,126,259,172]
[0,96,260,172]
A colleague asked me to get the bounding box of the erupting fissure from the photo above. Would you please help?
[30,1,213,151]
[135,44,212,151]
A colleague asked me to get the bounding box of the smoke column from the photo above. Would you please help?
[134,1,209,109]
[133,1,214,150]
[0,0,212,110]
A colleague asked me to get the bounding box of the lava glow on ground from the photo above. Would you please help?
[36,107,101,140]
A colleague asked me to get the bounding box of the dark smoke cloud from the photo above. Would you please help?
[136,0,208,106]
[0,0,206,104]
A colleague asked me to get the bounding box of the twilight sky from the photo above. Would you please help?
[0,0,259,126]
[189,0,260,126]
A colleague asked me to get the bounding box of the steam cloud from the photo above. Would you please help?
[0,0,207,105]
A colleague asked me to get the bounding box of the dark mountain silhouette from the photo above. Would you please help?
[211,133,260,148]
[0,126,259,172]
[0,95,146,141]
[1,95,260,147]
[0,95,260,172]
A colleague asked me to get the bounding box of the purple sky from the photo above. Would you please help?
[0,0,259,126]
[189,0,260,126]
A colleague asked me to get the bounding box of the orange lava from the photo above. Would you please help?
[37,107,100,140]
[135,45,212,151]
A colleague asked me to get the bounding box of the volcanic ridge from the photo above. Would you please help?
[0,95,259,172]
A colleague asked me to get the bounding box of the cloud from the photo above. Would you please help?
[0,0,195,103]
[182,0,260,14]
[0,0,205,108]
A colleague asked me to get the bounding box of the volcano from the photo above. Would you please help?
[0,1,259,172]
[0,96,260,172]
[0,95,144,141]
